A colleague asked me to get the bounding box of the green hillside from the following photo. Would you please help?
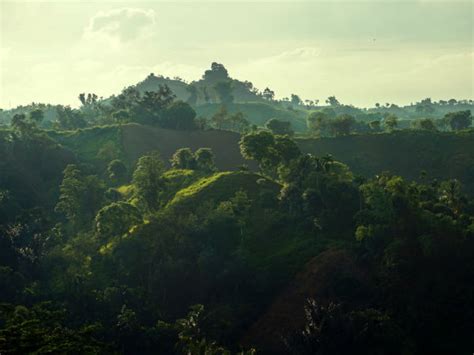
[47,123,257,171]
[297,129,474,194]
[167,171,278,210]
[48,124,474,196]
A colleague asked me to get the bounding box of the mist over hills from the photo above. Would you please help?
[1,62,473,130]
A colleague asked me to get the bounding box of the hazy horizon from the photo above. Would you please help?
[1,0,473,108]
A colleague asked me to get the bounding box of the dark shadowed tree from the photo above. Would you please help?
[265,118,294,136]
[195,148,217,173]
[330,114,355,136]
[107,159,127,183]
[444,110,472,131]
[162,101,197,130]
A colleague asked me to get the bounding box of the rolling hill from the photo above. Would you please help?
[48,124,474,194]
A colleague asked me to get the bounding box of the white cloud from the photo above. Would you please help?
[83,8,156,44]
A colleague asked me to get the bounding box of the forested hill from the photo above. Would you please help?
[1,118,474,354]
[47,124,474,195]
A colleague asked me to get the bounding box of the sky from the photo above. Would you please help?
[0,0,473,108]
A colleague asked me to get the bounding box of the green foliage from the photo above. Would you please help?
[239,131,301,177]
[55,164,105,228]
[170,147,217,173]
[171,148,196,170]
[95,201,141,240]
[55,106,87,130]
[196,102,307,132]
[265,118,293,136]
[383,114,398,131]
[195,148,217,173]
[444,109,472,131]
[107,159,127,183]
[203,62,229,83]
[307,111,331,137]
[330,114,355,136]
[1,107,474,355]
[0,303,106,354]
[132,151,165,211]
[411,118,437,131]
[11,113,40,137]
[109,84,198,130]
[162,100,198,130]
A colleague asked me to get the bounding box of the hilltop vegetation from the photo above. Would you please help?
[0,64,473,354]
[2,62,472,136]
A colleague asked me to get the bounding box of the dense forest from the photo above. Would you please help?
[0,63,473,354]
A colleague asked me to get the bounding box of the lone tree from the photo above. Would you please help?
[326,96,340,106]
[262,87,275,101]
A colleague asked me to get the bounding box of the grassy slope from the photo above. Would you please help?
[167,171,270,210]
[195,102,308,132]
[297,129,474,194]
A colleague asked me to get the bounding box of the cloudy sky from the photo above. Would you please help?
[0,0,473,108]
